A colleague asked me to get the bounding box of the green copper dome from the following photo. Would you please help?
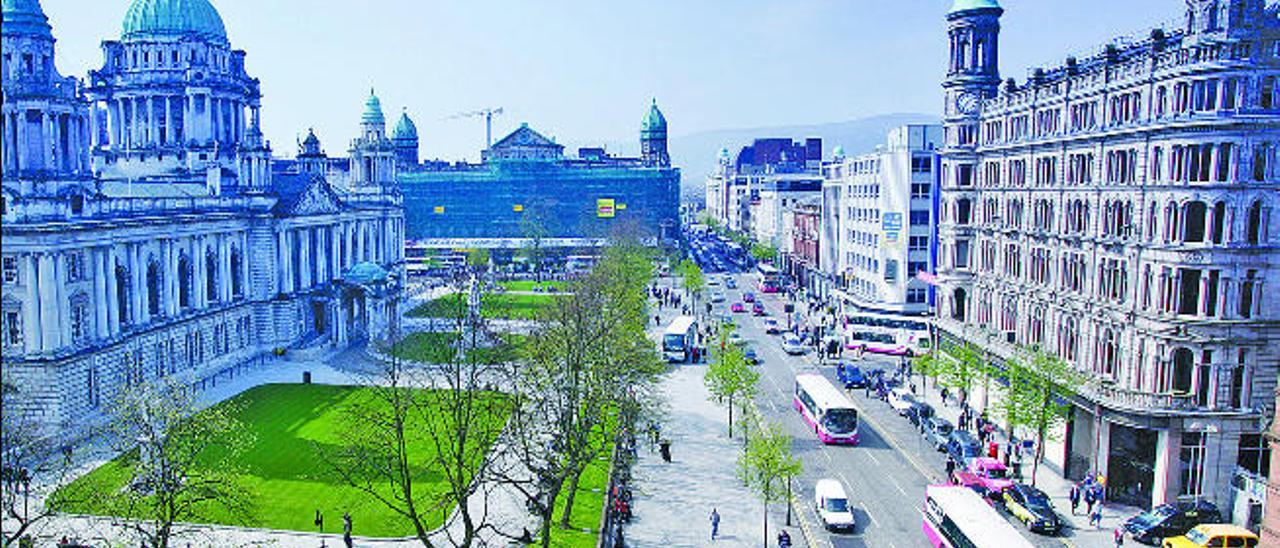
[122,0,227,42]
[949,0,1001,14]
[393,110,417,140]
[362,90,385,125]
[642,99,667,133]
[2,0,52,38]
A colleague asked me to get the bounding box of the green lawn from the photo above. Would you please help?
[388,331,527,364]
[548,453,611,547]
[407,292,562,320]
[499,280,567,293]
[50,384,508,538]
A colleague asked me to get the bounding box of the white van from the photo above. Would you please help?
[814,479,855,532]
[781,333,807,355]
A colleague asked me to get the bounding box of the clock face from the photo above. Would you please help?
[956,92,980,115]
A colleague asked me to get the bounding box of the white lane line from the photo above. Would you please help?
[886,473,909,499]
[864,448,882,466]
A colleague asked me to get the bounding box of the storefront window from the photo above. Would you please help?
[1180,432,1208,497]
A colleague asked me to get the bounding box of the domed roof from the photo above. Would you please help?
[362,89,385,125]
[642,99,667,133]
[393,110,418,140]
[949,0,1001,14]
[302,128,320,147]
[832,145,845,158]
[2,0,52,38]
[122,0,227,42]
[344,261,389,285]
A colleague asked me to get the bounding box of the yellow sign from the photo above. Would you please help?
[513,204,524,212]
[433,206,445,214]
[617,203,627,211]
[597,198,615,218]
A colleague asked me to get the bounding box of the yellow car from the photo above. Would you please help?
[1162,524,1258,548]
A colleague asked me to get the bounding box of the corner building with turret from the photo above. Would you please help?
[935,0,1280,512]
[0,0,404,440]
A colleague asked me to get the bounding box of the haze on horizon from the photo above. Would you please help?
[45,0,1175,163]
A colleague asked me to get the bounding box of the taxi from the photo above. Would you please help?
[1162,524,1258,547]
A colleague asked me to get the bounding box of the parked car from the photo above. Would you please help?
[836,362,866,389]
[725,278,737,289]
[742,292,755,303]
[781,334,807,355]
[887,387,916,414]
[922,418,954,451]
[730,302,746,313]
[945,429,983,466]
[720,314,736,327]
[743,347,759,365]
[963,457,1014,494]
[728,331,745,346]
[1124,501,1223,546]
[1161,524,1258,548]
[905,401,935,428]
[763,317,781,334]
[813,479,855,532]
[752,302,766,316]
[1003,483,1062,535]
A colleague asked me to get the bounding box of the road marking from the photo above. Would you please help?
[864,449,882,466]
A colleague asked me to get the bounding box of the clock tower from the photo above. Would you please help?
[938,0,1001,330]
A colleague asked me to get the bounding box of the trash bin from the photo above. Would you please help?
[303,371,312,384]
[988,442,998,458]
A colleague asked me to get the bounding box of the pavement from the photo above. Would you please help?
[623,277,801,548]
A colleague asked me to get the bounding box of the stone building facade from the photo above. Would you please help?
[0,0,404,438]
[935,0,1280,510]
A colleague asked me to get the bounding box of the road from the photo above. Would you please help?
[711,272,1072,548]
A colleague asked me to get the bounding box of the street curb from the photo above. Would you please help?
[788,493,820,548]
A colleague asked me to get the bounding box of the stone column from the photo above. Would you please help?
[276,230,286,293]
[283,230,295,293]
[14,108,27,171]
[219,234,232,302]
[43,113,54,169]
[132,243,147,325]
[93,248,109,339]
[316,227,328,283]
[21,254,41,354]
[37,253,58,351]
[105,248,120,335]
[330,225,340,281]
[164,96,174,146]
[300,227,313,290]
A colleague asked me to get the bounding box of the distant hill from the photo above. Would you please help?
[667,113,941,202]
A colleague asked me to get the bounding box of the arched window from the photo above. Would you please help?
[1239,269,1258,319]
[1246,200,1263,245]
[178,254,192,309]
[1211,201,1226,244]
[1183,201,1206,242]
[1059,315,1079,362]
[146,260,162,316]
[1172,347,1195,393]
[952,288,968,322]
[1099,328,1117,377]
[205,250,218,302]
[115,262,130,326]
[230,247,243,298]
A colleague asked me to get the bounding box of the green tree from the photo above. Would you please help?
[466,248,491,271]
[738,421,802,548]
[934,341,988,409]
[1011,348,1085,485]
[678,259,705,309]
[705,325,759,438]
[749,242,778,263]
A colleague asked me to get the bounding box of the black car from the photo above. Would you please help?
[945,429,982,465]
[922,417,954,451]
[1003,483,1061,535]
[905,401,935,428]
[1123,500,1222,545]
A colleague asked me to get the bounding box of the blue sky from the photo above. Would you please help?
[45,0,1177,162]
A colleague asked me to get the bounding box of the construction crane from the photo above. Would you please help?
[445,107,504,150]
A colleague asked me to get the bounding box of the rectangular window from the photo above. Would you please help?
[1,256,17,285]
[884,260,899,282]
[909,210,931,226]
[1180,432,1208,497]
[911,182,932,198]
[954,240,971,269]
[908,236,929,252]
[908,260,928,275]
[911,156,933,173]
[3,311,21,347]
[907,288,927,304]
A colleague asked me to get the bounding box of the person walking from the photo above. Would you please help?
[342,512,353,548]
[1069,483,1081,515]
[777,529,792,548]
[1090,503,1104,529]
[710,508,721,541]
[940,387,949,407]
[1114,526,1125,546]
[1084,485,1098,518]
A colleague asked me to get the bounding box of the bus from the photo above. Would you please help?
[662,316,698,363]
[793,374,859,445]
[756,263,781,293]
[922,485,1034,548]
[843,311,932,357]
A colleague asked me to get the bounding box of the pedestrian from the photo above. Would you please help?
[777,529,792,548]
[940,387,949,407]
[659,439,672,462]
[1114,526,1125,546]
[342,512,353,548]
[1069,483,1081,515]
[710,508,720,541]
[1085,482,1098,516]
[945,456,957,480]
[1090,503,1104,528]
[655,314,661,326]
[314,509,324,534]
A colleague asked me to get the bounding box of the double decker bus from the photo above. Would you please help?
[843,311,931,357]
[662,316,698,363]
[755,263,781,293]
[922,485,1034,548]
[793,374,859,445]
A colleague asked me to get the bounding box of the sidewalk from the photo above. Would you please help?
[902,373,1141,546]
[624,278,798,548]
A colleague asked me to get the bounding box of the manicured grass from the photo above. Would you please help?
[548,452,611,547]
[499,280,567,293]
[388,331,527,364]
[50,384,508,538]
[407,292,563,320]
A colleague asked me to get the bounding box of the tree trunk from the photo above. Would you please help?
[763,501,769,548]
[559,469,584,528]
[728,393,735,438]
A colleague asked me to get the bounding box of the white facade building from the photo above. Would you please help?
[936,0,1280,510]
[0,0,404,439]
[821,125,941,316]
